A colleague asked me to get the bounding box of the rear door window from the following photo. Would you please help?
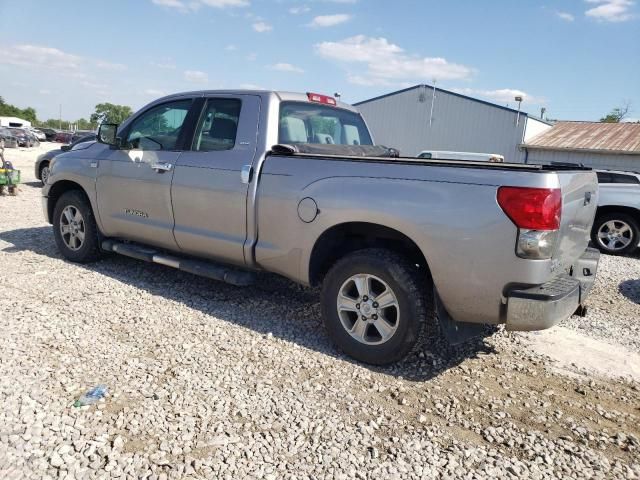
[192,98,242,151]
[611,173,640,184]
[597,172,640,184]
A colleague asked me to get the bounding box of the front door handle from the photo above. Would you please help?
[151,162,173,173]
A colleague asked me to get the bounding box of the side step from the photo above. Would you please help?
[101,240,256,287]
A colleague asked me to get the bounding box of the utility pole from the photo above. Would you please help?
[59,104,62,130]
[540,107,546,120]
[515,96,523,126]
[429,80,436,126]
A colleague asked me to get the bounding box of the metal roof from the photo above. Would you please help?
[524,121,640,155]
[353,84,535,117]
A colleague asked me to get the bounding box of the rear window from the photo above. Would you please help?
[597,172,640,184]
[278,102,373,146]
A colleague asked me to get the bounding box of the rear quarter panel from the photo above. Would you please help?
[255,156,564,325]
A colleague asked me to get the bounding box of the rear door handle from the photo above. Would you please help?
[151,162,173,173]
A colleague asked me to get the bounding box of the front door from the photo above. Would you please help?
[171,94,260,266]
[96,98,194,250]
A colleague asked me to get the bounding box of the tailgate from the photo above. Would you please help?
[555,171,598,268]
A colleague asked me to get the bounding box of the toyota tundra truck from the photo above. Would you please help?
[42,90,600,364]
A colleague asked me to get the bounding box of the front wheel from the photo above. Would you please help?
[320,248,432,365]
[40,164,50,186]
[53,190,101,263]
[592,213,639,255]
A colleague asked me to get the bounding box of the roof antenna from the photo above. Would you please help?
[429,80,437,126]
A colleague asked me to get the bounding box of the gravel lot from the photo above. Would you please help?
[1,144,639,479]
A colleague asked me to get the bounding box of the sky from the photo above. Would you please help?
[0,0,638,122]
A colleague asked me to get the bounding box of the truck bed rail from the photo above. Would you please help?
[270,144,592,172]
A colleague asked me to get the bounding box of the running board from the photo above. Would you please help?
[101,240,256,287]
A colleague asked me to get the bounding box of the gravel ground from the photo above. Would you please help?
[563,254,640,353]
[1,144,639,479]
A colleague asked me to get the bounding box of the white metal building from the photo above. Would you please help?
[354,84,551,162]
[0,116,32,127]
[523,121,640,172]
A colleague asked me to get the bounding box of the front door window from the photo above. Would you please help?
[125,100,192,151]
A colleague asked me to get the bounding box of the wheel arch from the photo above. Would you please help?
[38,159,50,177]
[595,205,640,225]
[47,180,93,225]
[308,221,430,287]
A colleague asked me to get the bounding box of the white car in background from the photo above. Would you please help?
[592,169,640,255]
[418,150,505,163]
[28,128,47,141]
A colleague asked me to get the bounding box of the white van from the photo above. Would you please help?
[417,150,504,163]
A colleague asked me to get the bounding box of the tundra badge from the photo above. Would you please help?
[125,209,149,218]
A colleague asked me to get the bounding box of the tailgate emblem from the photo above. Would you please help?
[584,192,592,206]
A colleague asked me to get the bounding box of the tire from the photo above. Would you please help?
[320,248,433,365]
[53,190,101,263]
[591,213,639,256]
[40,164,50,186]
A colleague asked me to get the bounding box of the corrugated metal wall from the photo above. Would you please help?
[526,149,640,173]
[355,86,528,162]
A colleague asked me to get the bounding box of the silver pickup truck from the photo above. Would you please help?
[42,90,600,364]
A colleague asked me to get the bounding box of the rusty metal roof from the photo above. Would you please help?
[524,121,640,155]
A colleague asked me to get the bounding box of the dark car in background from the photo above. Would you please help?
[35,134,96,185]
[38,128,59,141]
[54,131,73,143]
[72,130,96,143]
[8,127,37,147]
[0,127,19,148]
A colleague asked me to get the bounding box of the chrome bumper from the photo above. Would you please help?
[506,248,600,331]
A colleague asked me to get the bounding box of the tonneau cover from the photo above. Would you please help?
[271,143,400,158]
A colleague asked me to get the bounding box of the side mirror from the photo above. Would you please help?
[61,145,71,152]
[97,123,119,147]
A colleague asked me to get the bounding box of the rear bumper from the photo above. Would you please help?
[505,247,599,331]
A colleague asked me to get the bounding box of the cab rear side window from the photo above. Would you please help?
[193,99,242,152]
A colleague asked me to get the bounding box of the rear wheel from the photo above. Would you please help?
[592,213,639,255]
[320,248,432,365]
[53,190,101,263]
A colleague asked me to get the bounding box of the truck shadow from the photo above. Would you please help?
[0,226,498,382]
[619,279,640,304]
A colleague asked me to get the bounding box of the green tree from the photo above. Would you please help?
[21,107,37,124]
[90,103,133,125]
[600,102,631,123]
[0,96,38,123]
[41,118,61,128]
[75,118,97,130]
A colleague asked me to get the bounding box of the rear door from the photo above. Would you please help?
[96,98,194,250]
[171,94,260,266]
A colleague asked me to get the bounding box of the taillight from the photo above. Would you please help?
[497,187,562,259]
[307,92,337,106]
[497,187,561,230]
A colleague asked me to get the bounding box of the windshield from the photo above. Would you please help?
[278,102,372,146]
